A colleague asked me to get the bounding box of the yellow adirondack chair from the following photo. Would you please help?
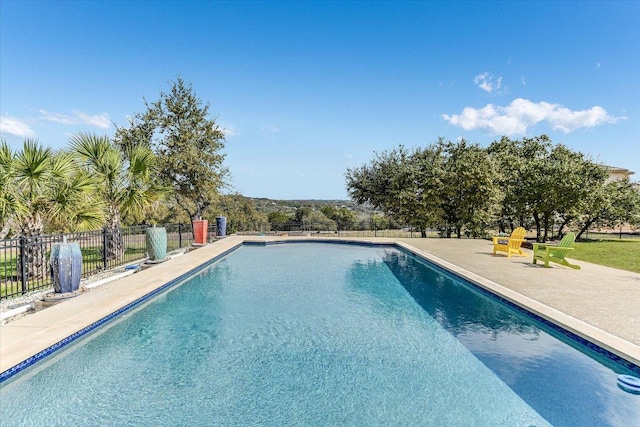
[532,232,580,269]
[492,227,527,257]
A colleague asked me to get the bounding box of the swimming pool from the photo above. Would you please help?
[0,242,638,425]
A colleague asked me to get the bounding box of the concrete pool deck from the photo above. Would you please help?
[1,235,639,377]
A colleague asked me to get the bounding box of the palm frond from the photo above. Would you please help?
[14,139,52,196]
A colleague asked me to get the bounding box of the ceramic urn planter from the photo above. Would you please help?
[145,226,167,261]
[193,219,208,245]
[50,240,82,294]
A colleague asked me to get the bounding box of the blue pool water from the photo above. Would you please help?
[0,243,638,426]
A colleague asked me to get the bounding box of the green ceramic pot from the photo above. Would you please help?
[146,227,167,261]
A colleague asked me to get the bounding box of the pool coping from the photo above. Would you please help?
[1,236,639,383]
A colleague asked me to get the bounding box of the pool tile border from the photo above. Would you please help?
[243,238,397,248]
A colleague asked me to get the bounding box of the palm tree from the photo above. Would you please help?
[10,139,104,279]
[0,140,24,239]
[70,133,166,261]
[47,161,106,233]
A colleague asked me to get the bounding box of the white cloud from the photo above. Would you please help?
[520,75,526,86]
[73,111,111,129]
[442,98,626,135]
[39,110,76,125]
[474,72,502,93]
[39,109,111,129]
[221,126,236,137]
[0,116,36,138]
[262,125,281,134]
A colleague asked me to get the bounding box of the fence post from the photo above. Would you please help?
[19,236,27,295]
[102,228,108,271]
[178,223,183,248]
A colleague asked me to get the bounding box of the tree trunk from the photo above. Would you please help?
[0,220,11,240]
[103,205,123,262]
[576,218,596,240]
[542,213,551,242]
[173,195,199,239]
[18,215,47,280]
[557,216,573,239]
[533,212,542,242]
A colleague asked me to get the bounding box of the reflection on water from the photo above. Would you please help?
[373,248,640,427]
[1,244,637,427]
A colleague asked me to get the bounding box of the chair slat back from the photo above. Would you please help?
[553,232,576,260]
[558,232,576,248]
[509,227,526,249]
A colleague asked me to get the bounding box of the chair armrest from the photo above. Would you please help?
[546,246,574,253]
[533,242,556,250]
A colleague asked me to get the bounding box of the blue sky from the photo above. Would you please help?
[1,1,639,199]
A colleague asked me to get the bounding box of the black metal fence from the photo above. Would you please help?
[0,223,216,301]
[232,220,423,238]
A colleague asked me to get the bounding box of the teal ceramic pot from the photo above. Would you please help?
[146,227,167,261]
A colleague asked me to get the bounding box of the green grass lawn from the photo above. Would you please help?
[571,239,640,274]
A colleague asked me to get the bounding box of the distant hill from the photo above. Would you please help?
[250,198,377,219]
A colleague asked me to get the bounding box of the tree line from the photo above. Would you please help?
[1,77,246,279]
[266,205,360,232]
[345,136,640,241]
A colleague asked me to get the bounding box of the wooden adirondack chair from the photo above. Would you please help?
[492,227,527,257]
[532,232,580,269]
